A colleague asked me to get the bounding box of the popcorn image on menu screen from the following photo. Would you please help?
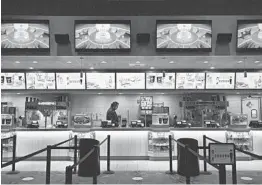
[157,23,212,49]
[1,23,49,49]
[75,23,130,49]
[237,22,262,49]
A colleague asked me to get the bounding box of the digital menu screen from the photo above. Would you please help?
[157,21,212,50]
[146,72,175,89]
[75,21,131,50]
[176,73,205,89]
[236,72,262,89]
[206,73,235,89]
[86,73,115,89]
[116,73,145,89]
[56,73,85,89]
[26,73,55,89]
[1,73,25,89]
[140,96,153,110]
[1,21,50,49]
[237,21,262,49]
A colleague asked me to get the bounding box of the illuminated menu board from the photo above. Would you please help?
[206,73,235,89]
[236,72,262,89]
[176,73,205,89]
[26,73,55,89]
[86,73,115,89]
[116,73,145,89]
[1,73,25,89]
[146,73,175,89]
[56,73,85,89]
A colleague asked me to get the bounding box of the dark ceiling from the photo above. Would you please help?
[2,0,262,16]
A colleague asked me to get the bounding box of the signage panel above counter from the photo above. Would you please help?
[206,72,235,89]
[56,73,85,89]
[236,72,262,89]
[26,73,55,89]
[86,73,115,89]
[176,73,205,89]
[146,72,175,89]
[1,73,25,89]
[116,73,145,89]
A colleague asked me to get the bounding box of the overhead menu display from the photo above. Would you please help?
[146,72,175,89]
[236,72,262,89]
[56,73,85,89]
[1,73,25,89]
[26,73,55,89]
[116,73,145,89]
[86,73,115,89]
[206,73,235,89]
[176,73,205,89]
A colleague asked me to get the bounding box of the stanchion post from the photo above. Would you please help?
[65,166,73,184]
[203,135,207,172]
[218,165,226,184]
[166,135,174,174]
[93,145,99,184]
[232,144,237,184]
[1,143,3,166]
[104,135,114,174]
[46,145,52,184]
[73,135,77,174]
[185,145,191,184]
[12,135,17,172]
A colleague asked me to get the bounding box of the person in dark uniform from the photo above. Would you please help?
[106,101,119,127]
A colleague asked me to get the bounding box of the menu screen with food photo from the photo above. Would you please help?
[237,21,262,50]
[1,22,50,49]
[56,73,85,89]
[1,73,25,89]
[116,73,145,89]
[236,72,262,89]
[75,21,131,50]
[86,73,115,89]
[156,21,212,50]
[176,73,205,89]
[206,73,235,89]
[26,73,55,89]
[146,72,175,89]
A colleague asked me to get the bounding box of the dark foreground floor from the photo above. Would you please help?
[1,171,262,184]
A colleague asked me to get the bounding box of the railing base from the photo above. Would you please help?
[5,170,20,175]
[200,171,212,175]
[165,171,176,175]
[103,170,115,174]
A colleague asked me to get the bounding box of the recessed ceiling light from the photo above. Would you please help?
[17,93,21,95]
[118,93,123,95]
[67,61,72,64]
[237,61,243,64]
[237,92,240,94]
[90,67,94,70]
[203,61,209,64]
[161,93,165,95]
[136,61,140,64]
[98,93,102,95]
[29,67,34,69]
[150,66,155,69]
[255,61,260,64]
[140,93,144,95]
[169,61,175,64]
[210,66,215,69]
[101,61,107,64]
[33,61,38,64]
[15,61,20,64]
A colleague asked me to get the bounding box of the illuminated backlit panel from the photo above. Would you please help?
[176,73,205,89]
[146,72,175,89]
[86,73,115,89]
[56,73,85,89]
[236,72,262,89]
[1,73,25,89]
[116,73,145,89]
[206,73,235,89]
[26,73,55,89]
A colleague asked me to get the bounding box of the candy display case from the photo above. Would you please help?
[226,129,253,152]
[148,129,174,160]
[229,113,248,127]
[1,131,15,160]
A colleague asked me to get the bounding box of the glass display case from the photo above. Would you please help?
[1,132,15,160]
[148,130,174,160]
[226,129,253,152]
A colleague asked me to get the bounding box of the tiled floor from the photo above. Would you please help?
[2,160,262,172]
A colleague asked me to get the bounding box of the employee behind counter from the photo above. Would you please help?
[106,101,119,127]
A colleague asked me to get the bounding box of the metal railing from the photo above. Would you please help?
[1,135,17,172]
[166,135,235,184]
[65,135,113,184]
